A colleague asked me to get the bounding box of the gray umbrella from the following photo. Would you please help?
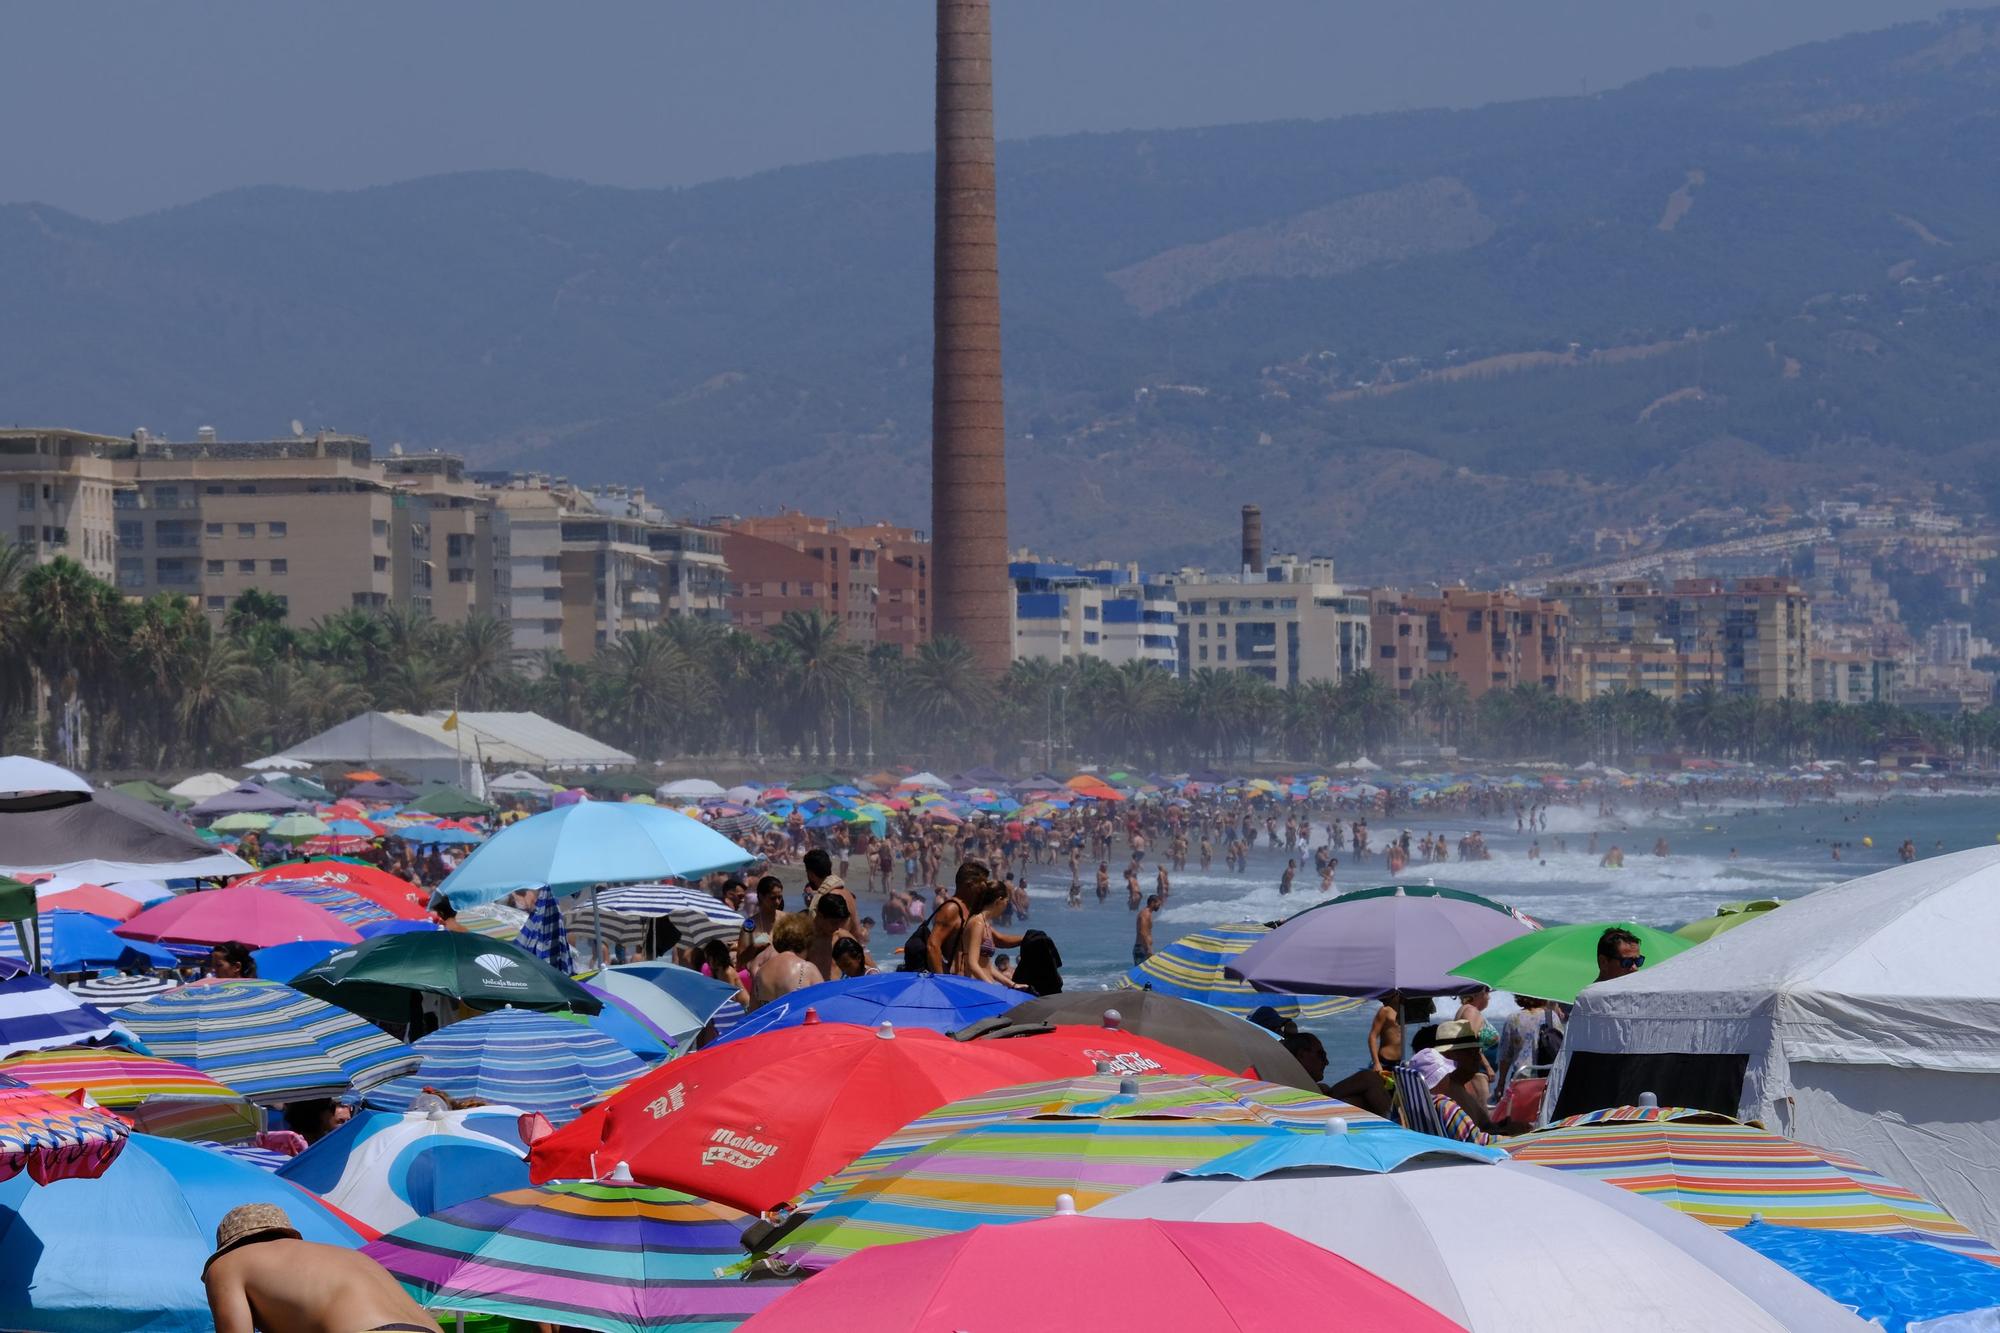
[0,784,251,879]
[188,782,303,817]
[1225,885,1536,998]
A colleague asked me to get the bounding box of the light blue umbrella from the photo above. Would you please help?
[1174,1115,1504,1180]
[278,1105,529,1232]
[1728,1220,2000,1333]
[0,910,177,972]
[0,1134,365,1333]
[395,824,485,846]
[435,801,756,908]
[583,961,736,1044]
[709,973,1025,1046]
[361,1007,648,1124]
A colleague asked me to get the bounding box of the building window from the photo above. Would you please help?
[1217,645,1228,661]
[541,587,560,601]
[205,485,225,495]
[16,483,31,510]
[270,559,287,575]
[237,523,255,537]
[268,521,287,538]
[374,556,389,572]
[17,524,35,546]
[206,596,227,610]
[1198,645,1208,661]
[205,523,223,537]
[373,520,389,538]
[206,560,224,575]
[237,559,255,574]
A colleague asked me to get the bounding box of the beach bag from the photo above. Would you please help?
[899,899,962,972]
[1533,1009,1565,1067]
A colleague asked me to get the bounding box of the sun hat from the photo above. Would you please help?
[1430,1019,1483,1054]
[1405,1048,1453,1090]
[205,1203,299,1273]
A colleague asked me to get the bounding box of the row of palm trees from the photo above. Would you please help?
[4,550,1996,773]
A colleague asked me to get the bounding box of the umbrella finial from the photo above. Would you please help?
[802,1006,820,1026]
[1101,1008,1123,1031]
[603,1160,637,1184]
[1117,1076,1140,1096]
[1093,1061,1114,1074]
[1324,1116,1350,1135]
[1054,1193,1077,1216]
[1637,1091,1659,1109]
[875,1019,896,1040]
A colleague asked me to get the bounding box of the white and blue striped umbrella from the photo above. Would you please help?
[113,978,417,1104]
[66,973,180,1006]
[0,911,178,973]
[0,958,123,1059]
[361,1008,646,1125]
[277,1105,530,1231]
[517,888,572,973]
[563,883,748,952]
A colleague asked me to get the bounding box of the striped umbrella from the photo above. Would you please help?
[0,1046,261,1144]
[361,1007,647,1125]
[0,909,178,972]
[1120,922,1369,1022]
[279,1106,529,1231]
[518,888,573,973]
[364,1177,788,1333]
[112,977,417,1104]
[800,1073,1385,1210]
[1508,1110,1998,1263]
[0,1071,129,1184]
[564,884,747,952]
[776,1118,1297,1270]
[258,880,400,930]
[459,903,525,942]
[581,964,736,1046]
[66,972,179,1006]
[0,958,122,1059]
[232,860,429,918]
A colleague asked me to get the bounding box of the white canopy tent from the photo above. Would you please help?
[1549,846,2000,1247]
[168,772,238,801]
[487,770,557,796]
[254,710,634,790]
[657,778,725,800]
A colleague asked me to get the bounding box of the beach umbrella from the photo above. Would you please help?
[110,780,191,810]
[799,1072,1388,1211]
[66,972,178,1005]
[32,882,145,921]
[0,909,178,972]
[979,990,1321,1092]
[774,1118,1300,1271]
[395,823,485,846]
[0,958,124,1059]
[256,879,402,929]
[208,810,275,832]
[1122,921,1370,1022]
[264,812,332,841]
[1226,884,1537,997]
[1092,1155,1872,1333]
[488,770,557,796]
[403,785,496,817]
[365,1176,786,1333]
[0,1071,129,1184]
[531,1021,1227,1212]
[518,886,574,972]
[1,1046,261,1144]
[0,773,254,883]
[361,1007,646,1124]
[277,1104,530,1231]
[112,977,416,1103]
[348,778,418,801]
[1675,900,1782,943]
[233,860,429,918]
[1726,1220,2000,1333]
[0,1134,367,1333]
[458,901,526,941]
[190,782,302,816]
[1450,921,1693,1004]
[168,771,240,801]
[434,801,756,909]
[657,777,726,799]
[115,884,363,949]
[323,817,387,838]
[748,1206,1460,1333]
[580,962,736,1045]
[566,987,680,1062]
[1509,1109,1996,1262]
[709,973,1025,1046]
[563,882,748,953]
[293,931,600,1025]
[250,938,348,982]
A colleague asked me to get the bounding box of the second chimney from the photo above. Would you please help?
[1241,504,1265,577]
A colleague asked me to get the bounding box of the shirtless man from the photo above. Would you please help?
[204,1203,438,1333]
[1198,837,1213,872]
[1124,862,1143,910]
[1154,862,1171,904]
[1095,861,1111,904]
[1134,894,1159,965]
[1278,859,1296,896]
[1367,991,1406,1073]
[751,913,823,1008]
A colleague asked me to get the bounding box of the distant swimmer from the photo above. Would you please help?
[1600,846,1625,868]
[1652,838,1670,858]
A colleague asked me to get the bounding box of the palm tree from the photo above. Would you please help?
[0,541,32,747]
[767,610,864,755]
[1409,672,1470,748]
[22,557,117,763]
[125,594,199,765]
[1095,661,1176,766]
[451,613,516,708]
[1336,669,1402,757]
[175,630,257,760]
[902,636,994,753]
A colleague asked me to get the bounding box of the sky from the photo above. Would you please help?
[1,0,1959,220]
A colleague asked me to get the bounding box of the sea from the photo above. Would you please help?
[853,786,2000,1069]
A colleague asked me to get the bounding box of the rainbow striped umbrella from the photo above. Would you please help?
[800,1072,1384,1209]
[1121,922,1368,1022]
[0,1046,261,1144]
[364,1179,789,1333]
[260,879,399,929]
[776,1118,1296,1270]
[112,978,417,1104]
[0,1072,129,1184]
[1509,1110,1998,1263]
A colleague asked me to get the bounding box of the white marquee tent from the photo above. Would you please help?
[1548,845,2000,1247]
[257,711,635,790]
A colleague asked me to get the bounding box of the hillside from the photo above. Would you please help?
[5,11,2000,576]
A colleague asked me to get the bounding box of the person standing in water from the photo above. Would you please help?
[1134,894,1159,964]
[1279,859,1296,896]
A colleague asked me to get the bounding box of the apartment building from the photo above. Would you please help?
[0,428,129,580]
[1169,555,1371,686]
[1369,588,1568,700]
[716,512,932,654]
[1010,559,1178,672]
[1567,641,1723,702]
[1810,651,1899,706]
[1552,575,1813,702]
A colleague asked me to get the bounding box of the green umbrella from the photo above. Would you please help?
[262,773,335,802]
[113,780,192,810]
[0,877,34,924]
[210,812,275,833]
[404,786,497,817]
[293,931,602,1025]
[265,812,333,841]
[585,772,657,795]
[1674,900,1781,944]
[792,772,846,792]
[1449,921,1693,1004]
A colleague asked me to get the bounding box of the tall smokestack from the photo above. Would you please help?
[931,0,1010,673]
[1241,504,1265,577]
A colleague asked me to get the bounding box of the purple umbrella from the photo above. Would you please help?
[189,782,303,817]
[1225,885,1536,997]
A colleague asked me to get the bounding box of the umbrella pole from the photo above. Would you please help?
[591,883,603,968]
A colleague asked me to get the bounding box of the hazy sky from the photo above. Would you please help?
[2,0,1957,220]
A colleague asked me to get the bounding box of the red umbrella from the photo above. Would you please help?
[36,884,143,922]
[231,861,428,919]
[114,885,361,949]
[0,1075,130,1185]
[529,1021,1229,1212]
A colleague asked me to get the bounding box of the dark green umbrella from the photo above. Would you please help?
[585,772,657,796]
[792,772,846,792]
[112,780,191,810]
[293,932,601,1025]
[404,786,497,817]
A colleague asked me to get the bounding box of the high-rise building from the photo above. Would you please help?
[1552,575,1813,701]
[930,0,1010,672]
[1010,558,1177,672]
[1368,588,1569,700]
[718,512,932,654]
[1169,555,1372,686]
[0,428,130,581]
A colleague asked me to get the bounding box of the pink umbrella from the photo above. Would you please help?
[114,886,362,949]
[738,1204,1463,1332]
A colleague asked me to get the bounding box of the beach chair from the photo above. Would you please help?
[1390,1062,1450,1137]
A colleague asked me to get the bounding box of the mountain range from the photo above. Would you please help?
[6,10,2000,578]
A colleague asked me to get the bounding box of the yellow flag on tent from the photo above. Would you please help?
[442,711,459,732]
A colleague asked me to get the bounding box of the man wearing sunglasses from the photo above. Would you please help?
[1595,927,1645,984]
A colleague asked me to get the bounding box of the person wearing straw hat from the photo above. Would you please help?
[203,1203,437,1333]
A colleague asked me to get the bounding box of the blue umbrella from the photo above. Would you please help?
[0,1133,364,1333]
[395,824,485,846]
[1175,1116,1502,1179]
[516,887,572,974]
[249,938,348,982]
[0,958,123,1059]
[708,972,1026,1046]
[573,983,679,1061]
[434,802,756,908]
[0,910,177,972]
[361,1007,648,1124]
[1729,1220,2000,1333]
[278,1105,529,1232]
[580,963,735,1045]
[357,918,442,939]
